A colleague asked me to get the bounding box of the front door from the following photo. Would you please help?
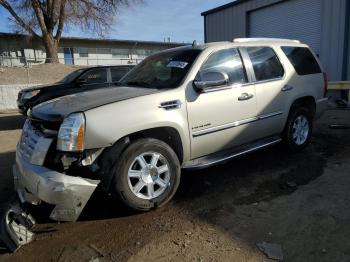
[187,48,257,159]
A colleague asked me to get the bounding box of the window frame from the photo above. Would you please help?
[243,46,286,84]
[111,48,130,59]
[78,47,89,58]
[195,47,249,91]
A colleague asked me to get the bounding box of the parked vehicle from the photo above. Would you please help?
[17,65,134,115]
[13,39,328,222]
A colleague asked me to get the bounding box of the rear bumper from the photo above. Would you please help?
[315,97,328,119]
[13,145,99,222]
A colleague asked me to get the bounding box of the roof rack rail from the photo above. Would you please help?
[233,38,301,43]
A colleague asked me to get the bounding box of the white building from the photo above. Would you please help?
[0,32,185,67]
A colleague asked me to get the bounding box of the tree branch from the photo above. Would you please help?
[47,0,55,33]
[0,0,40,38]
[55,0,67,40]
[31,0,49,37]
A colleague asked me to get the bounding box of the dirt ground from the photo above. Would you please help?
[0,109,350,262]
[0,64,85,85]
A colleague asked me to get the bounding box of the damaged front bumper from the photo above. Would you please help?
[13,144,100,222]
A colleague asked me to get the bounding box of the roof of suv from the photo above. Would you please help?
[146,38,309,56]
[201,38,305,48]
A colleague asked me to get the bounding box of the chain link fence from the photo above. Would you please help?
[0,56,143,85]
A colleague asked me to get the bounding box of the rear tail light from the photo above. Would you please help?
[323,72,328,97]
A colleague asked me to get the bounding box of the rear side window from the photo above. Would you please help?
[281,47,321,75]
[111,67,131,82]
[198,48,247,84]
[246,47,284,82]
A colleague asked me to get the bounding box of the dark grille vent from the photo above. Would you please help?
[159,100,182,110]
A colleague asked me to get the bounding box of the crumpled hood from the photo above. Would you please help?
[31,86,161,122]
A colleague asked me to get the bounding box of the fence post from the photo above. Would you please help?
[25,56,30,87]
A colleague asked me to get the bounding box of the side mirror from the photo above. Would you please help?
[193,71,229,92]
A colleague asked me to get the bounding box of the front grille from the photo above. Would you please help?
[19,120,43,162]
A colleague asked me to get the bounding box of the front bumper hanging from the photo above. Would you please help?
[13,120,100,222]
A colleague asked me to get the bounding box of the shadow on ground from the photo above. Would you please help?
[0,114,25,131]
[1,110,350,262]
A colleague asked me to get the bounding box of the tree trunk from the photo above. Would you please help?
[43,37,59,63]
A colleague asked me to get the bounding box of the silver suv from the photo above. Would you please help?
[14,38,328,221]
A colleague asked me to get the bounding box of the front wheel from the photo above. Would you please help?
[112,138,181,211]
[283,107,313,152]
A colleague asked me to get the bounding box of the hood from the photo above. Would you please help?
[21,83,68,92]
[31,86,161,122]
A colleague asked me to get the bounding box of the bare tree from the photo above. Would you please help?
[0,0,137,63]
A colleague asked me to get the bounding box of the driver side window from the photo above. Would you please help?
[198,48,247,84]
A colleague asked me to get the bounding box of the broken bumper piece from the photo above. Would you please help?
[13,149,100,222]
[0,200,35,253]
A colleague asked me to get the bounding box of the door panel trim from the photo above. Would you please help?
[192,111,283,137]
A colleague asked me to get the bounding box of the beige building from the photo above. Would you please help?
[0,32,185,66]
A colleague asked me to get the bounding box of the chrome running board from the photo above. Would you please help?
[182,136,282,170]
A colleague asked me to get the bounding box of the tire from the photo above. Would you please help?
[283,107,313,152]
[112,138,181,211]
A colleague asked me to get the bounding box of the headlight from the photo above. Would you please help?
[57,113,85,152]
[22,90,40,100]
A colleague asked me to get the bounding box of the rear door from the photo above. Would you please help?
[244,46,287,139]
[187,48,257,159]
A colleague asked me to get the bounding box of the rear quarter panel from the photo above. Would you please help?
[274,44,324,126]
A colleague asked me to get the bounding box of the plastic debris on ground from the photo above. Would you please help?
[256,241,284,261]
[0,199,35,252]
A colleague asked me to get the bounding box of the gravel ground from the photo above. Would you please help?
[0,64,85,85]
[0,109,349,261]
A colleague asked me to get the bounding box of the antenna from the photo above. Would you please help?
[192,40,197,47]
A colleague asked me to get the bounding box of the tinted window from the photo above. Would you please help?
[246,47,284,81]
[198,48,246,84]
[80,68,107,84]
[59,69,85,83]
[111,67,131,82]
[281,47,321,75]
[120,49,201,89]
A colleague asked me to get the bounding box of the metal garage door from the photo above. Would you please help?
[249,0,322,55]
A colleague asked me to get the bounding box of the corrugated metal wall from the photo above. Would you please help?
[204,0,349,81]
[319,0,348,80]
[248,0,322,54]
[205,0,283,42]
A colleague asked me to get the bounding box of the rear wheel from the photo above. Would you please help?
[283,107,313,152]
[112,138,181,211]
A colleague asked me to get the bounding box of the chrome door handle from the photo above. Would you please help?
[238,93,254,101]
[281,85,294,92]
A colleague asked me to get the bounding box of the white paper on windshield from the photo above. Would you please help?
[167,61,188,69]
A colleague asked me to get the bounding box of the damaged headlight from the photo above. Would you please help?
[22,90,40,100]
[57,113,85,152]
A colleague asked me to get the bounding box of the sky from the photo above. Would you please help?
[0,0,232,43]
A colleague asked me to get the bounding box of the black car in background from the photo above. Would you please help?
[17,65,134,115]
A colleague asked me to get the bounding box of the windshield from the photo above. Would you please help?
[119,48,201,89]
[59,69,86,83]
